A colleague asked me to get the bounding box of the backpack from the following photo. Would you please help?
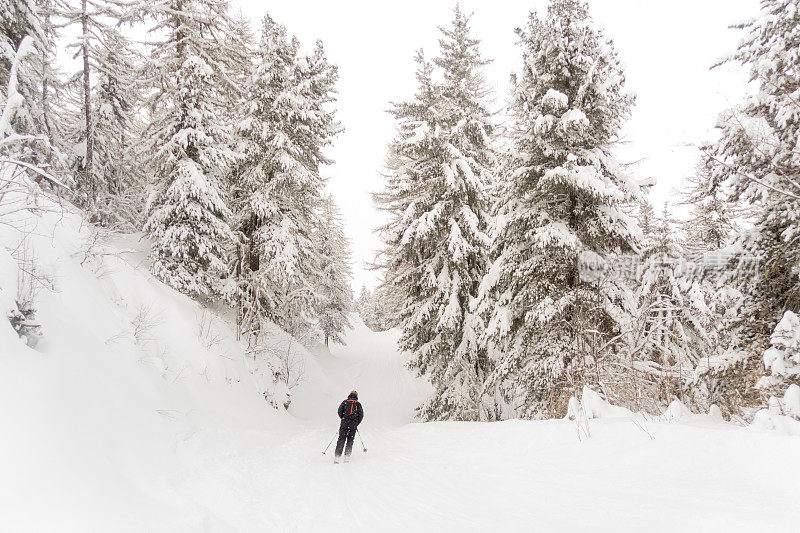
[343,399,360,420]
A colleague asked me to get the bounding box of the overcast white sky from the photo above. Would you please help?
[234,0,760,290]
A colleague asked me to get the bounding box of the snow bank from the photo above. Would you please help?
[783,384,800,418]
[0,193,305,530]
[749,385,800,436]
[750,409,800,436]
[566,386,632,420]
[566,389,735,427]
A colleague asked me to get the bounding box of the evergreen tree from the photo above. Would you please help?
[478,0,641,418]
[1,0,54,159]
[680,162,740,258]
[637,199,656,240]
[628,203,714,411]
[375,6,494,421]
[704,0,800,407]
[140,0,239,298]
[219,9,253,129]
[61,0,118,208]
[761,311,800,402]
[314,194,353,346]
[90,29,144,227]
[356,284,398,332]
[677,162,746,413]
[61,11,141,226]
[1,0,41,80]
[231,14,339,339]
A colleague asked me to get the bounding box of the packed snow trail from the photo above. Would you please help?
[170,317,800,532]
[288,317,430,427]
[176,405,800,532]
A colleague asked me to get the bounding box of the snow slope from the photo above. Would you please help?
[1,200,799,532]
[176,417,800,532]
[289,316,431,426]
[178,321,800,532]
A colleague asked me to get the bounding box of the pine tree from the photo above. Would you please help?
[637,199,657,239]
[356,283,399,332]
[314,194,353,346]
[676,162,746,413]
[0,7,65,221]
[1,0,42,81]
[680,162,740,258]
[0,15,39,149]
[219,9,253,128]
[61,9,141,226]
[761,311,800,401]
[478,0,641,418]
[375,6,494,421]
[140,0,239,298]
[704,0,800,408]
[1,0,54,159]
[231,14,339,339]
[90,29,143,227]
[627,203,714,411]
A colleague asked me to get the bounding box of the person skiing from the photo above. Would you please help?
[334,390,363,463]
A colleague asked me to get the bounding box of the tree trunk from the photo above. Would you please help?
[41,14,53,152]
[81,0,93,200]
[568,192,579,288]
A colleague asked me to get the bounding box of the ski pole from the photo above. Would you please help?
[322,430,338,455]
[357,429,367,452]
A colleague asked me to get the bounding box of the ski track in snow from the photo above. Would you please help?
[171,318,800,532]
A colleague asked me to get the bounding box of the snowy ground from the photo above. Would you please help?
[176,328,800,532]
[1,202,799,532]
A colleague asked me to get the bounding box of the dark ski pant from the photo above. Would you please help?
[334,426,356,458]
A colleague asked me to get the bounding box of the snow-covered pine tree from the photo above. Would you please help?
[356,284,370,310]
[1,0,41,125]
[61,0,117,208]
[296,37,339,176]
[637,199,656,240]
[679,162,741,258]
[313,194,353,346]
[89,29,144,228]
[1,0,55,160]
[216,8,253,132]
[1,0,41,83]
[760,311,800,408]
[231,14,339,340]
[675,161,748,414]
[703,0,800,409]
[0,35,39,164]
[61,8,142,226]
[355,284,398,332]
[0,29,65,225]
[375,6,494,421]
[477,0,642,418]
[140,0,238,298]
[626,203,714,411]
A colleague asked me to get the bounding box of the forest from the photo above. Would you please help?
[2,0,798,426]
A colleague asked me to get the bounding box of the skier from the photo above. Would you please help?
[334,390,363,463]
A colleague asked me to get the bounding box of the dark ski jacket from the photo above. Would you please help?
[338,394,363,429]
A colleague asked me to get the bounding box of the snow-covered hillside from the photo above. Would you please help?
[0,198,331,530]
[1,202,799,532]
